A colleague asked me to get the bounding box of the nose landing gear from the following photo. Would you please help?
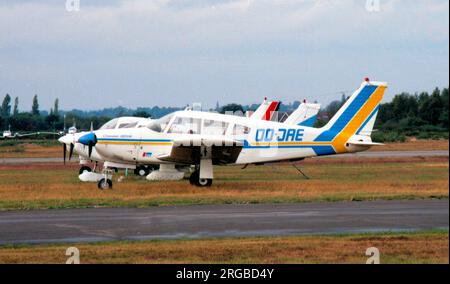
[97,168,114,190]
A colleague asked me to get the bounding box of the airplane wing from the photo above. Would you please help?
[284,103,321,126]
[157,137,244,165]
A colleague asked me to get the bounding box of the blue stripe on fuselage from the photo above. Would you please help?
[298,115,317,127]
[97,138,172,142]
[314,85,378,142]
[242,140,336,156]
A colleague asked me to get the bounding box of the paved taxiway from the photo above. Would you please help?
[0,200,447,245]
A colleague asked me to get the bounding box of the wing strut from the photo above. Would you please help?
[292,163,310,180]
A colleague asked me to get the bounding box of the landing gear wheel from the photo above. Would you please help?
[98,178,113,190]
[79,166,92,175]
[189,171,212,187]
[134,166,150,177]
[189,171,199,185]
[197,178,213,187]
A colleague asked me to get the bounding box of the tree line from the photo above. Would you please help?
[1,87,448,142]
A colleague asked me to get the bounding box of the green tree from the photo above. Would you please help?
[32,95,39,115]
[133,110,151,118]
[220,103,244,115]
[13,97,19,115]
[54,98,59,115]
[1,94,11,117]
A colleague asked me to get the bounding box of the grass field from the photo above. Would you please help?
[0,139,448,158]
[0,230,447,264]
[0,156,447,210]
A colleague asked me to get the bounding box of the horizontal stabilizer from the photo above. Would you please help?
[347,141,384,146]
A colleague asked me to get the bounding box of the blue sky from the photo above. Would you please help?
[0,0,448,111]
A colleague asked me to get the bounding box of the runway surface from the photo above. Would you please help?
[0,150,447,164]
[0,200,447,245]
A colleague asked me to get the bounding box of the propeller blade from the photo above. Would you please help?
[88,142,93,158]
[69,143,74,161]
[63,143,67,164]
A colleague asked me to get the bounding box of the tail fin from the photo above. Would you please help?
[314,80,387,153]
[284,102,321,126]
[250,98,280,121]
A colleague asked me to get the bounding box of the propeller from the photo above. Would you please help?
[69,143,74,160]
[62,142,75,164]
[78,132,97,158]
[63,144,67,164]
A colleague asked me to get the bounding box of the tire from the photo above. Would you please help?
[98,178,113,190]
[189,171,199,185]
[79,166,92,175]
[134,166,150,177]
[189,171,212,187]
[197,178,213,187]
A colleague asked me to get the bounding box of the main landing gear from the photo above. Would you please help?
[189,157,214,187]
[189,169,213,187]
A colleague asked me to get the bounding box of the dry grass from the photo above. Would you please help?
[0,143,61,158]
[370,139,449,151]
[0,157,447,210]
[0,231,447,264]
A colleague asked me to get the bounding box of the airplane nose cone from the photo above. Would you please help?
[58,135,72,144]
[78,132,97,146]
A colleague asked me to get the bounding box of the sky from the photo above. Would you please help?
[0,0,448,111]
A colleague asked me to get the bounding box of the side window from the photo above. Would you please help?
[99,118,119,130]
[118,122,138,129]
[203,119,229,135]
[168,117,201,134]
[233,124,251,135]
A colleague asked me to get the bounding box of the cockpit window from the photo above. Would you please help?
[99,118,119,130]
[147,114,173,133]
[118,122,138,129]
[168,117,201,134]
[203,119,228,135]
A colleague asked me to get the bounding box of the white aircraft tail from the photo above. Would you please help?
[250,98,280,121]
[284,103,321,127]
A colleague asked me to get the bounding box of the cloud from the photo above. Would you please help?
[0,0,448,109]
[1,0,448,51]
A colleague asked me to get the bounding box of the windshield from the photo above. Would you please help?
[99,118,119,130]
[147,114,173,133]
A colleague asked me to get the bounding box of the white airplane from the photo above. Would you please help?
[64,99,317,179]
[249,98,280,121]
[284,101,321,127]
[59,79,386,189]
[63,116,153,175]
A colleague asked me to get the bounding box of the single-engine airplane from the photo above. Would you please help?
[62,99,319,180]
[59,79,385,189]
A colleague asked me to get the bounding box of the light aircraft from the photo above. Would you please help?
[284,101,321,127]
[59,79,383,189]
[249,98,280,121]
[61,99,318,179]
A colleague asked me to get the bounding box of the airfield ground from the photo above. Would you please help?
[0,230,447,264]
[0,139,448,264]
[0,156,447,210]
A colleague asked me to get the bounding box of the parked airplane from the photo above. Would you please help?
[249,98,280,121]
[59,79,385,189]
[284,101,321,127]
[64,99,317,179]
